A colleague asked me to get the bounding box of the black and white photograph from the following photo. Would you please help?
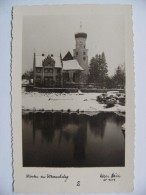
[12,4,134,193]
[22,9,126,168]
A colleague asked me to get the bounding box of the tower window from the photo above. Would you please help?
[83,57,86,61]
[83,52,86,55]
[76,52,78,55]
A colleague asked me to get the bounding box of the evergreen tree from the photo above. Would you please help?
[112,64,125,88]
[22,69,34,80]
[88,52,108,87]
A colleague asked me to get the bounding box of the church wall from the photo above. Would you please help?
[73,48,89,74]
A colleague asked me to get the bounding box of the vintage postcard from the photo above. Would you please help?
[12,4,135,194]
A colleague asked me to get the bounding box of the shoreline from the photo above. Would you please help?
[22,109,125,117]
[22,91,125,116]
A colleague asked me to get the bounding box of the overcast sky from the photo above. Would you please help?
[22,12,125,76]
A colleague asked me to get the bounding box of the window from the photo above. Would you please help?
[73,73,76,82]
[76,52,78,55]
[44,68,53,73]
[44,76,53,82]
[49,68,53,73]
[44,68,49,73]
[57,69,61,74]
[48,76,53,81]
[83,52,86,55]
[56,75,61,81]
[83,57,86,61]
[44,76,53,86]
[44,77,49,81]
[36,76,41,81]
[36,68,41,73]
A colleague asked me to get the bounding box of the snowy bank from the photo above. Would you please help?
[22,92,125,115]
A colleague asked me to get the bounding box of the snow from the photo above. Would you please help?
[35,53,83,71]
[22,79,29,85]
[63,60,83,71]
[22,92,125,115]
[36,55,46,67]
[52,56,62,68]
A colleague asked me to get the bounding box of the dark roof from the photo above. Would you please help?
[75,32,87,39]
[62,51,73,61]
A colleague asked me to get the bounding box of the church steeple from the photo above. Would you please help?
[73,23,88,74]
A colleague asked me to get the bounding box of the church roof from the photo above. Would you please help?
[35,54,83,71]
[35,55,46,67]
[62,51,73,61]
[63,60,83,71]
[52,56,62,68]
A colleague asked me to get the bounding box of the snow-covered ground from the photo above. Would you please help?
[22,91,125,114]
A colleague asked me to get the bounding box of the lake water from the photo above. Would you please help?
[22,112,125,167]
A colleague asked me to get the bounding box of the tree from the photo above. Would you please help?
[22,69,33,80]
[105,76,114,89]
[88,52,108,88]
[112,64,125,88]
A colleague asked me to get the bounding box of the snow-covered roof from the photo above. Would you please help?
[63,60,83,71]
[52,56,62,68]
[35,54,83,71]
[35,55,62,68]
[35,55,46,67]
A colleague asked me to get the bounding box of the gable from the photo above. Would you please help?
[62,51,73,61]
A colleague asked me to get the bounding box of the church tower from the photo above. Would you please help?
[73,29,88,75]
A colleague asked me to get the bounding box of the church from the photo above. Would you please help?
[33,30,89,87]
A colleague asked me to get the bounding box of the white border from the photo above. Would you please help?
[12,4,134,194]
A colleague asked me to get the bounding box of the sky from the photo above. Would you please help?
[22,11,125,76]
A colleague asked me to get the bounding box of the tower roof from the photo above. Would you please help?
[75,32,87,39]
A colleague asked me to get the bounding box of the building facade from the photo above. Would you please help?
[33,54,63,87]
[33,31,88,87]
[33,53,83,87]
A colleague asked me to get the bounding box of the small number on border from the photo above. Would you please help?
[76,181,80,186]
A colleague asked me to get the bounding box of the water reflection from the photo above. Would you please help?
[22,112,125,167]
